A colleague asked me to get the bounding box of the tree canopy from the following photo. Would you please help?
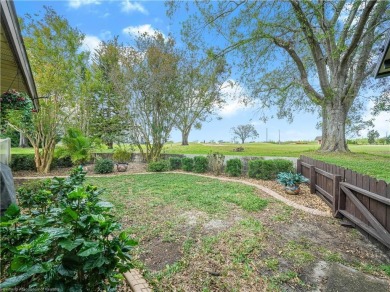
[168,0,390,152]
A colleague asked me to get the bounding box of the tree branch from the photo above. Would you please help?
[272,37,323,103]
[289,0,330,90]
[340,0,377,68]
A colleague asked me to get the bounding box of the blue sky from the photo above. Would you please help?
[14,0,389,143]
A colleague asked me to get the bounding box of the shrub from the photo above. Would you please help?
[182,157,194,172]
[272,159,294,174]
[207,152,225,175]
[276,172,308,187]
[248,159,293,180]
[226,158,242,177]
[147,160,170,172]
[51,156,73,169]
[94,158,114,174]
[56,128,98,165]
[10,154,36,171]
[0,166,136,290]
[169,157,182,170]
[113,145,132,163]
[193,156,208,173]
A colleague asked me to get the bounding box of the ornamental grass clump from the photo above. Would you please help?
[0,166,136,290]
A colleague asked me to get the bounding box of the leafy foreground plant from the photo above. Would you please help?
[0,166,137,290]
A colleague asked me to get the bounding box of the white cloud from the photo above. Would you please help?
[81,35,101,53]
[69,0,101,9]
[121,0,148,14]
[122,24,163,38]
[218,80,250,117]
[100,30,112,40]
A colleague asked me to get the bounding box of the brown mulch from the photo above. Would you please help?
[12,163,331,214]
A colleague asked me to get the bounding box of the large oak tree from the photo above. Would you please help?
[169,0,390,151]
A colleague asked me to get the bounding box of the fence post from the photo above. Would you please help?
[310,165,316,194]
[297,159,302,173]
[332,175,342,218]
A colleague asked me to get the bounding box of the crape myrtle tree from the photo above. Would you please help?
[175,52,230,145]
[115,32,181,162]
[231,124,259,144]
[17,7,86,173]
[89,37,131,148]
[168,0,390,152]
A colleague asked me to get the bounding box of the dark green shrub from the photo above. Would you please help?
[51,156,73,169]
[207,152,225,175]
[94,158,114,174]
[147,160,170,172]
[0,129,20,147]
[272,159,294,174]
[193,156,208,173]
[182,157,194,172]
[226,158,242,177]
[169,157,182,170]
[248,159,293,180]
[10,154,36,171]
[0,166,136,290]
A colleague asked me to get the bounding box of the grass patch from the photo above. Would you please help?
[88,173,269,216]
[304,152,390,182]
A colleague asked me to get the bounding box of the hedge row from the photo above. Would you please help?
[147,156,294,180]
[10,154,73,171]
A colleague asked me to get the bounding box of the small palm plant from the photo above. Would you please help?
[276,172,308,195]
[56,128,98,165]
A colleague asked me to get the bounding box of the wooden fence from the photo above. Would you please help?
[297,156,390,249]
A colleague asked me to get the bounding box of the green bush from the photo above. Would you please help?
[112,145,132,163]
[226,158,242,177]
[56,128,97,165]
[51,156,73,169]
[147,160,170,172]
[272,159,294,174]
[193,156,208,173]
[10,154,36,171]
[94,158,114,174]
[182,157,194,172]
[248,159,293,180]
[169,157,182,170]
[0,166,136,290]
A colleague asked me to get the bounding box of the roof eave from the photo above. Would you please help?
[0,0,39,109]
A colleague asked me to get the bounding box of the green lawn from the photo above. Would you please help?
[86,173,390,291]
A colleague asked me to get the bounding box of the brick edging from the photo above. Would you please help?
[123,269,152,292]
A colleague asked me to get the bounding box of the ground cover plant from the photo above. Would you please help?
[0,167,136,290]
[87,173,390,291]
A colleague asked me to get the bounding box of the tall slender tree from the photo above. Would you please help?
[168,0,390,152]
[115,32,181,161]
[175,53,230,145]
[89,37,130,148]
[19,7,86,173]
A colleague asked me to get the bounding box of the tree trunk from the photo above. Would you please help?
[181,129,190,146]
[320,102,349,152]
[19,132,29,148]
[241,138,245,144]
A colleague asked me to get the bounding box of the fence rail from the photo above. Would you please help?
[298,156,390,249]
